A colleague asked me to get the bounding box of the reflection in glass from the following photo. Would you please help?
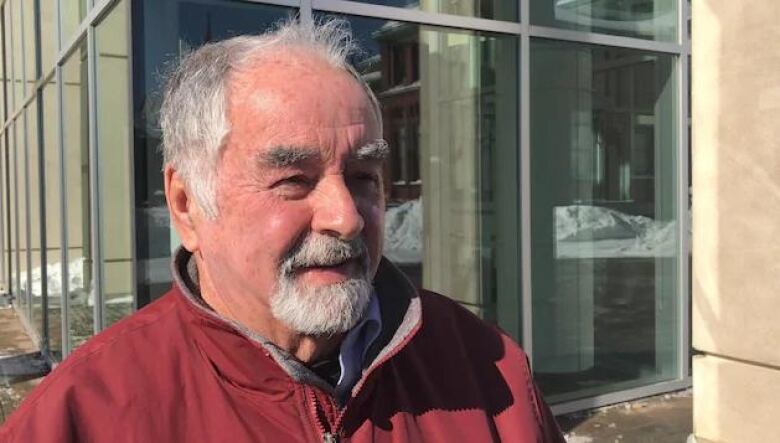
[347,0,517,22]
[530,40,678,402]
[97,0,134,326]
[134,0,293,305]
[326,14,521,335]
[43,79,63,359]
[532,0,677,42]
[63,42,93,350]
[26,103,44,337]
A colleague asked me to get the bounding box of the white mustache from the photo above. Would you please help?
[280,234,369,277]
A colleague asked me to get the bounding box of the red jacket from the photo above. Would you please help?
[1,253,564,442]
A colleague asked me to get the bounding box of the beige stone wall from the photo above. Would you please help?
[692,1,780,441]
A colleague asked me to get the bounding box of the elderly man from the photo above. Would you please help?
[1,20,564,442]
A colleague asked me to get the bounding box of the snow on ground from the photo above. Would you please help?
[20,259,86,299]
[554,205,679,258]
[564,434,594,443]
[382,200,683,262]
[384,199,423,264]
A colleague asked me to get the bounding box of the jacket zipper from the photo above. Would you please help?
[306,386,339,443]
[306,299,423,442]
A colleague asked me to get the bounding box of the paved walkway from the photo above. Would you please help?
[0,307,43,424]
[559,390,693,442]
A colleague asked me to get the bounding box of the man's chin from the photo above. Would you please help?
[271,277,372,337]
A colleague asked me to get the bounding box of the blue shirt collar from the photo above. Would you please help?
[335,293,382,403]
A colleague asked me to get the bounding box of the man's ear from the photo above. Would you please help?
[164,165,201,252]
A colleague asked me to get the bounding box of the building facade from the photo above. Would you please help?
[0,0,690,413]
[692,1,780,441]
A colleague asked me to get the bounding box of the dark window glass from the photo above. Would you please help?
[132,1,295,305]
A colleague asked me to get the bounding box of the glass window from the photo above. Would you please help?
[531,0,677,42]
[42,78,63,359]
[96,0,133,327]
[347,0,517,22]
[27,102,44,336]
[40,0,57,75]
[12,0,23,109]
[133,0,295,305]
[530,39,679,402]
[23,0,37,89]
[61,0,90,46]
[320,13,521,334]
[63,41,92,350]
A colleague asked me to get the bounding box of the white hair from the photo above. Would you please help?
[160,18,382,219]
[271,233,372,336]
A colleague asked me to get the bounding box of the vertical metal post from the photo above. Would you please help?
[519,0,533,362]
[299,0,312,24]
[57,63,69,357]
[32,0,51,358]
[677,0,691,381]
[124,0,138,312]
[1,3,8,295]
[87,24,103,333]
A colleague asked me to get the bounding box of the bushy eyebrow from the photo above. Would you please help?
[259,145,321,168]
[352,139,389,162]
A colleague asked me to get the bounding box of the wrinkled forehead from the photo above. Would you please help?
[227,48,379,133]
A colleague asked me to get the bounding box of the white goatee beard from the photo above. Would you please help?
[270,233,373,337]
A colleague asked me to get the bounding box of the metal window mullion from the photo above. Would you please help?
[56,64,69,357]
[22,109,31,322]
[299,0,312,23]
[12,124,19,305]
[311,0,522,35]
[18,0,35,328]
[678,0,691,381]
[550,378,692,415]
[529,25,683,55]
[56,0,117,75]
[86,24,103,333]
[519,0,533,364]
[36,85,49,355]
[0,2,8,290]
[122,0,138,313]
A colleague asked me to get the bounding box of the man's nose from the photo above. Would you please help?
[311,175,365,240]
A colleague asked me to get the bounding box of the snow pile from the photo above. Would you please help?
[20,258,87,298]
[555,205,678,258]
[383,199,423,264]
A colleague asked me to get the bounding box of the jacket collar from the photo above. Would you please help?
[170,247,422,396]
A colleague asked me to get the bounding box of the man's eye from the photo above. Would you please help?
[272,175,313,192]
[349,172,381,189]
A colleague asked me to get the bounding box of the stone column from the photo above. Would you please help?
[692,1,780,441]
